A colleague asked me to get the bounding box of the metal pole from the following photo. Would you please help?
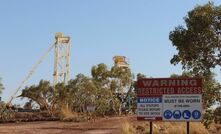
[149,121,153,134]
[187,122,190,134]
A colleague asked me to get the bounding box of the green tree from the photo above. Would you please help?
[53,82,71,114]
[91,63,133,115]
[68,74,98,113]
[91,63,110,87]
[136,73,146,80]
[91,64,114,114]
[203,72,221,127]
[169,2,221,73]
[110,66,133,115]
[19,63,133,118]
[169,2,221,127]
[67,73,111,116]
[20,80,55,115]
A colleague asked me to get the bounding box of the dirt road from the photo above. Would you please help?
[1,116,216,134]
[0,116,133,134]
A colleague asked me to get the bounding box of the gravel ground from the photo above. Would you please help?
[0,116,132,134]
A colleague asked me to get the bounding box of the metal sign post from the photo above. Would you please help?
[150,121,153,134]
[187,122,190,134]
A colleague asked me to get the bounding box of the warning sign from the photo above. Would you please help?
[137,78,202,121]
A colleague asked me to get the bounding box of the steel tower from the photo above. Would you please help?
[53,32,71,85]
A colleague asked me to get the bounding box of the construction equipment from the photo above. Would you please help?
[6,32,71,106]
[7,44,55,105]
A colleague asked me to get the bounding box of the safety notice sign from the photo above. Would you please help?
[137,78,202,121]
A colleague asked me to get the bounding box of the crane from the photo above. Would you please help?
[0,43,55,119]
[6,32,71,106]
[1,32,71,119]
[7,44,55,105]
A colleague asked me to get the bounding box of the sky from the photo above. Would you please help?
[0,0,221,104]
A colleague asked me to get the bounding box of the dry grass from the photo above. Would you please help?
[157,122,209,134]
[121,121,210,134]
[208,123,221,134]
[121,120,136,134]
[61,106,78,120]
[190,122,209,134]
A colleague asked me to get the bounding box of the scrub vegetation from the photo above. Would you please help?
[1,1,221,133]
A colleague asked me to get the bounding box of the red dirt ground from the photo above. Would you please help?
[1,116,219,134]
[0,116,133,134]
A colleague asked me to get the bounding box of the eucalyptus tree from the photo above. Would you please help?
[170,2,221,74]
[169,2,221,127]
[20,80,55,115]
[110,65,133,115]
[91,63,133,115]
[68,74,98,113]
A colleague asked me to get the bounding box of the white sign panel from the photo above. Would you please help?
[137,78,203,121]
[163,94,202,121]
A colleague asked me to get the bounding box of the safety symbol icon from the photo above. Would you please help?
[183,110,191,119]
[173,110,181,119]
[192,110,201,119]
[164,110,172,119]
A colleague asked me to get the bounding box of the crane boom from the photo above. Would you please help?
[7,43,55,104]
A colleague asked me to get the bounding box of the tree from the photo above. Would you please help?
[0,77,4,95]
[91,64,115,114]
[19,63,133,118]
[136,73,146,80]
[91,63,133,115]
[23,100,33,109]
[20,80,76,116]
[20,80,55,115]
[110,66,133,115]
[169,2,221,73]
[53,82,70,114]
[68,74,98,113]
[202,72,221,127]
[169,2,221,127]
[91,63,110,88]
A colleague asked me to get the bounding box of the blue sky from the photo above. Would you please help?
[0,0,221,104]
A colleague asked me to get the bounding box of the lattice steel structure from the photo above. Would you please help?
[53,32,71,85]
[113,56,129,68]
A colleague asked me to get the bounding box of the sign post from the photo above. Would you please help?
[150,121,153,134]
[187,121,190,134]
[137,78,203,133]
